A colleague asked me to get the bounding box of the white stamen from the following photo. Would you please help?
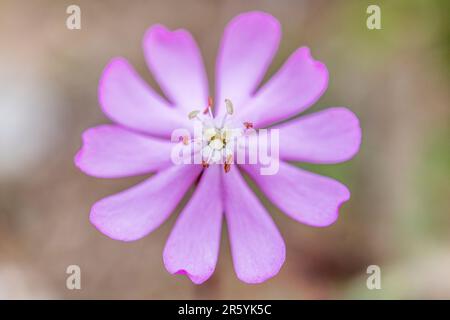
[207,106,214,119]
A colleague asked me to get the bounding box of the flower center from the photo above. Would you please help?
[186,98,253,173]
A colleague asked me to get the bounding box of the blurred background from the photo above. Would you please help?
[0,0,449,299]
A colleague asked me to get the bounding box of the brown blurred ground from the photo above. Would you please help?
[0,0,449,299]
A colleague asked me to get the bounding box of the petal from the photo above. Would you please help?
[222,167,285,283]
[241,161,350,227]
[99,58,190,138]
[90,165,202,241]
[237,47,329,128]
[215,11,281,115]
[276,107,362,163]
[143,25,209,112]
[74,125,173,178]
[163,166,223,284]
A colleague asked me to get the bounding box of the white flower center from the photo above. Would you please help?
[186,98,253,172]
[208,136,224,150]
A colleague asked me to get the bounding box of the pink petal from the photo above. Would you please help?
[99,58,189,138]
[276,107,362,163]
[74,125,173,178]
[143,25,209,112]
[90,165,202,242]
[237,47,329,128]
[215,11,281,116]
[241,161,350,227]
[163,166,223,284]
[222,167,285,283]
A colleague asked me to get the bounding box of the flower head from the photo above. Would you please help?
[75,11,361,284]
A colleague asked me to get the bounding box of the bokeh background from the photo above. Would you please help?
[0,0,449,299]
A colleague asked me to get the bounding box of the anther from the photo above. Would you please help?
[224,154,233,173]
[188,110,200,120]
[243,122,254,129]
[225,99,234,115]
[220,98,234,128]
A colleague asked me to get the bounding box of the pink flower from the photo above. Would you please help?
[75,11,361,284]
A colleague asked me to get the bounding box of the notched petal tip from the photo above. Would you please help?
[339,107,362,161]
[73,145,84,169]
[237,244,286,285]
[97,56,133,112]
[73,128,91,174]
[143,24,192,47]
[142,22,208,110]
[311,187,350,228]
[298,46,329,80]
[324,107,363,163]
[231,10,281,32]
[163,252,214,284]
[74,125,148,179]
[105,56,129,68]
[171,268,211,285]
[319,172,352,228]
[143,24,169,43]
[99,56,132,88]
[99,56,131,79]
[73,151,89,176]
